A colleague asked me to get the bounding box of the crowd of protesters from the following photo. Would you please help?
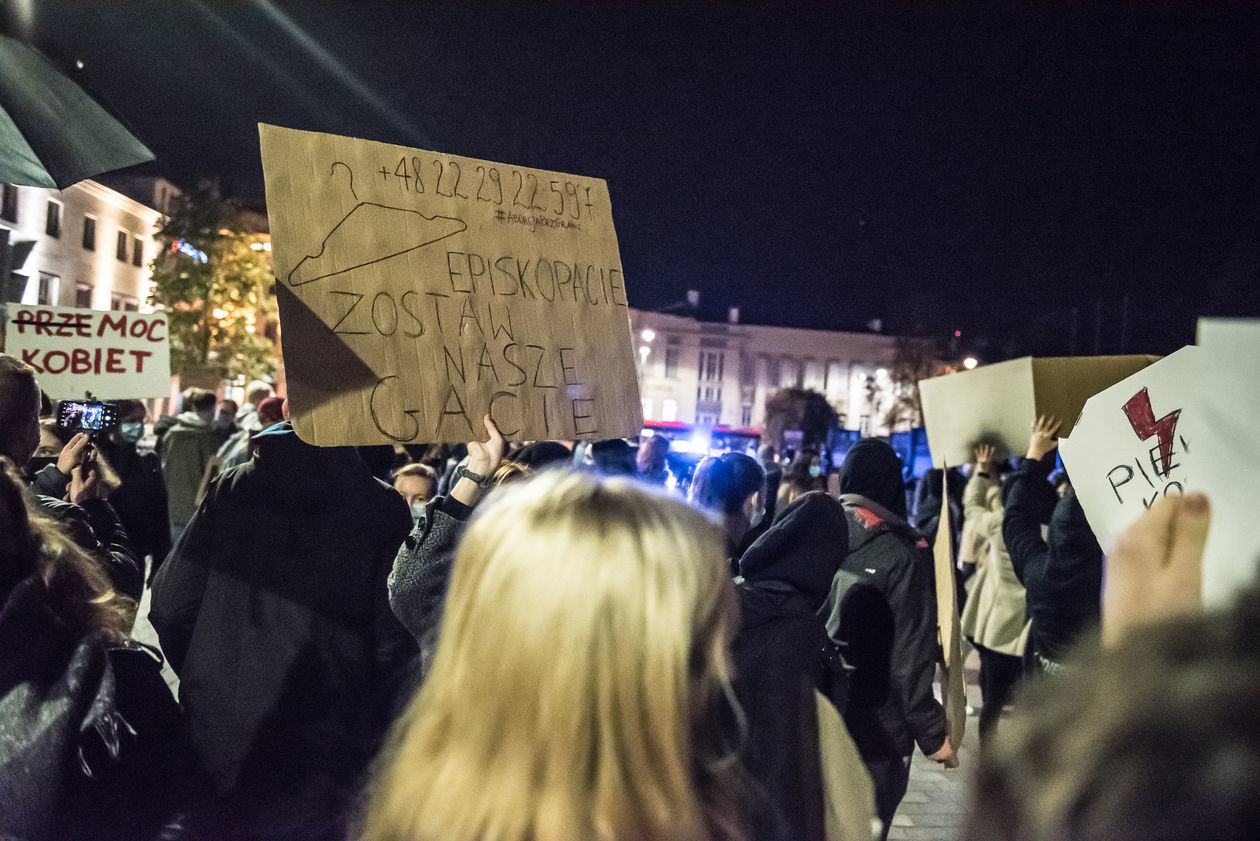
[1,349,1257,841]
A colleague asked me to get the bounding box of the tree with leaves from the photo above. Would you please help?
[149,184,277,384]
[763,387,841,451]
[883,336,956,430]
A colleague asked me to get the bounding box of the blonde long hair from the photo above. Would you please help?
[362,471,747,841]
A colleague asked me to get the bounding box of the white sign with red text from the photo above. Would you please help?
[1058,346,1198,552]
[4,304,170,398]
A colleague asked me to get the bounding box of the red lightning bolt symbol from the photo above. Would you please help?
[1122,388,1181,478]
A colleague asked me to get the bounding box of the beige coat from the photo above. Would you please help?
[959,475,1030,656]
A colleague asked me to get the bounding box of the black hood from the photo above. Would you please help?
[839,438,907,520]
[739,491,847,611]
[249,422,378,510]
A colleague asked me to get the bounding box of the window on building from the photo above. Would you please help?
[859,414,872,436]
[82,216,96,250]
[664,348,679,379]
[826,361,846,396]
[45,201,62,237]
[37,272,59,305]
[741,406,753,427]
[116,230,128,261]
[740,354,756,386]
[779,356,800,388]
[1,184,17,223]
[111,294,139,311]
[804,360,824,390]
[74,282,93,308]
[766,356,780,386]
[696,414,716,427]
[132,236,144,267]
[662,399,678,422]
[699,351,725,382]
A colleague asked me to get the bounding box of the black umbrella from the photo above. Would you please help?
[0,35,155,190]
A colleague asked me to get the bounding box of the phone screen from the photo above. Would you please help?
[57,401,119,432]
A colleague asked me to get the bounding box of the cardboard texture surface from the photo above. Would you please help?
[931,477,966,752]
[919,355,1159,466]
[4,304,170,398]
[816,690,876,841]
[1194,320,1260,607]
[259,124,643,446]
[1059,346,1198,553]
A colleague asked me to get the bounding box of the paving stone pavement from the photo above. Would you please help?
[886,652,984,841]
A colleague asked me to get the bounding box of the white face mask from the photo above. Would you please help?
[119,421,145,443]
[808,465,822,478]
[410,501,426,523]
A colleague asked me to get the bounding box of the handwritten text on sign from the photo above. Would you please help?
[4,304,170,399]
[259,124,642,446]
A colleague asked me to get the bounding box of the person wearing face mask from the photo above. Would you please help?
[779,448,828,510]
[392,463,439,523]
[97,400,172,583]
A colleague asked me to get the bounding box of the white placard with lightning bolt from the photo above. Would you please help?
[1059,346,1199,553]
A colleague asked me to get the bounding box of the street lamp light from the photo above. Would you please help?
[963,356,979,370]
[641,328,656,342]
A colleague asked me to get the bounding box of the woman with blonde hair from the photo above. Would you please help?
[364,469,751,841]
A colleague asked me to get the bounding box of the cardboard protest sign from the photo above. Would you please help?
[919,355,1159,467]
[1058,346,1198,552]
[1194,320,1260,607]
[931,474,966,752]
[4,304,170,398]
[259,124,643,446]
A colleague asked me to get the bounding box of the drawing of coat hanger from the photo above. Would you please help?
[287,161,467,286]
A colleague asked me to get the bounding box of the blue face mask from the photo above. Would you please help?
[808,465,822,478]
[119,421,145,443]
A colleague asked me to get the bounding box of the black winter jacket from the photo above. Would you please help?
[732,492,850,841]
[149,423,415,836]
[823,494,947,759]
[31,464,144,602]
[1002,457,1103,665]
[0,578,200,841]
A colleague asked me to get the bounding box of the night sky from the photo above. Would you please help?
[6,1,1258,358]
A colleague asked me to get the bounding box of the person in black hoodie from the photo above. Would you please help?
[150,418,417,840]
[733,491,850,841]
[96,400,171,582]
[825,438,956,840]
[1002,415,1104,675]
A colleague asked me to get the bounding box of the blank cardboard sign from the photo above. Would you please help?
[918,355,1159,467]
[259,124,643,446]
[1058,346,1198,553]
